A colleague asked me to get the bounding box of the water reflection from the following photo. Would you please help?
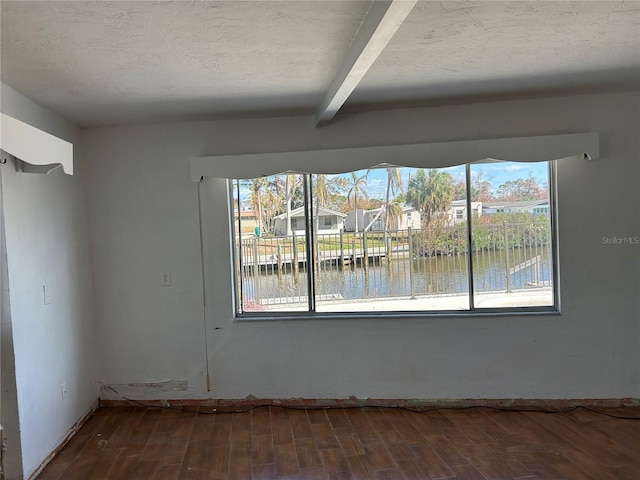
[245,248,553,309]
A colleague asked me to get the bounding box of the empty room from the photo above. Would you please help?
[0,1,639,479]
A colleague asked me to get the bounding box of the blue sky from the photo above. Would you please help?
[236,161,549,206]
[339,161,549,200]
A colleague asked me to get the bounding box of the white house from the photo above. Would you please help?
[345,205,421,232]
[273,206,346,236]
[448,200,483,224]
[482,200,549,216]
[392,206,421,230]
[234,209,258,232]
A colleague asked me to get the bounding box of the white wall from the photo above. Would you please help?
[85,92,639,402]
[0,84,97,479]
[1,189,23,478]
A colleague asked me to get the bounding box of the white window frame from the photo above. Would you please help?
[229,161,561,318]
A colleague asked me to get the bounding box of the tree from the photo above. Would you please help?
[346,171,369,232]
[452,179,467,200]
[245,177,268,233]
[261,187,280,234]
[383,167,404,234]
[496,174,544,201]
[314,175,347,210]
[313,174,347,233]
[470,171,494,202]
[473,178,494,202]
[268,174,299,235]
[284,174,295,236]
[452,172,493,202]
[406,169,455,227]
[386,199,404,230]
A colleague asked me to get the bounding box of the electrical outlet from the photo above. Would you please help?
[61,383,68,399]
[161,271,171,286]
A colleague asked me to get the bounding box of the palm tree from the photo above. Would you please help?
[406,169,455,227]
[266,175,294,235]
[261,186,279,234]
[245,177,268,234]
[383,166,403,235]
[284,174,294,236]
[386,199,404,231]
[314,174,329,235]
[346,171,369,232]
[270,174,297,236]
[313,174,347,231]
[384,198,404,258]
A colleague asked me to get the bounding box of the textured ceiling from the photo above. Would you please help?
[350,1,640,107]
[1,1,639,127]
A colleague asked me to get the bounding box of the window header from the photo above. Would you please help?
[190,132,598,182]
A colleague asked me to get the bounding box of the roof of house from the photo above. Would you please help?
[274,206,347,220]
[450,200,482,207]
[364,205,417,214]
[483,200,549,209]
[238,210,257,218]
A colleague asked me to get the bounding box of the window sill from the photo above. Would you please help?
[234,307,561,322]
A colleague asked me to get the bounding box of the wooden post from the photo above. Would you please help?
[363,231,368,270]
[292,234,299,285]
[253,237,260,299]
[408,227,415,299]
[364,269,370,297]
[352,234,357,269]
[504,221,511,293]
[292,234,299,274]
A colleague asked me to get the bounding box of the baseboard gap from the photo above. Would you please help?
[98,397,640,410]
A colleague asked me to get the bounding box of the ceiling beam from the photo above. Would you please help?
[314,0,417,126]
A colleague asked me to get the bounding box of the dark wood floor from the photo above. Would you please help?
[37,405,639,480]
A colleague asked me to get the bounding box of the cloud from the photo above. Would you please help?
[505,164,529,172]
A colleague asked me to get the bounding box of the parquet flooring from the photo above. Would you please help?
[36,405,640,479]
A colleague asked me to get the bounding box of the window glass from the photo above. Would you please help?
[470,161,554,308]
[233,174,307,313]
[231,162,556,316]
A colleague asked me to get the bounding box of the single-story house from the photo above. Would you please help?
[235,209,258,229]
[273,206,346,236]
[448,200,483,224]
[345,205,421,232]
[482,199,549,215]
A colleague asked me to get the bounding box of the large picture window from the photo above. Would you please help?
[230,160,557,317]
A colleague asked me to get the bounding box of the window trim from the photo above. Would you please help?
[230,161,560,319]
[192,133,597,182]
